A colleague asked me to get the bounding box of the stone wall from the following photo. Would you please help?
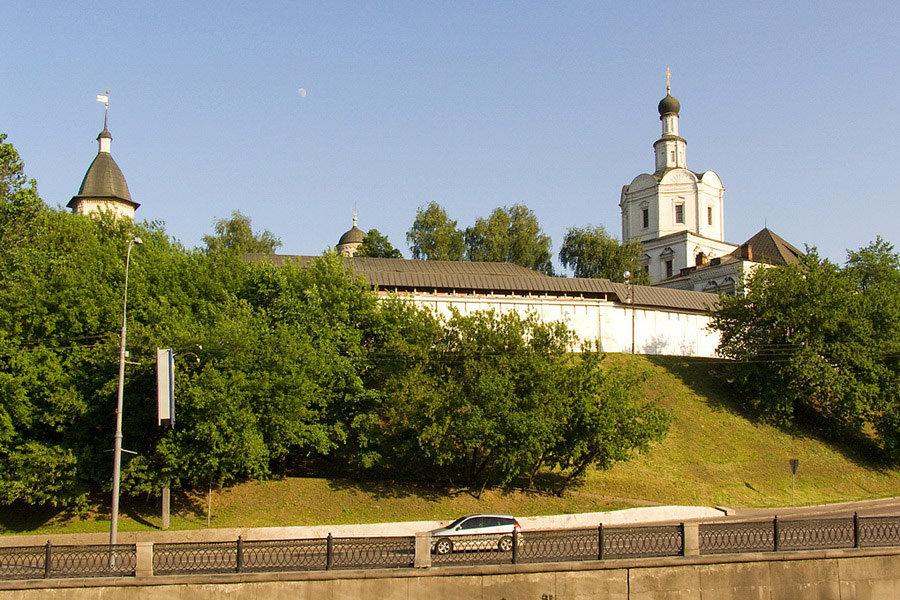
[392,292,720,358]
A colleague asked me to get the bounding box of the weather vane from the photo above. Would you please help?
[96,90,110,127]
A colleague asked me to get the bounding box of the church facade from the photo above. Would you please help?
[622,80,802,293]
[620,80,736,285]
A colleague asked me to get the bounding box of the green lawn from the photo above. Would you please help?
[3,355,897,536]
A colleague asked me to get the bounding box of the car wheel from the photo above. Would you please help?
[435,538,453,555]
[498,535,513,552]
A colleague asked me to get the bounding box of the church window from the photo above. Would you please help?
[642,208,649,228]
[674,203,684,224]
[665,260,673,278]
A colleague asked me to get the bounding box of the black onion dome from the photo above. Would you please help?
[658,93,681,116]
[338,225,366,246]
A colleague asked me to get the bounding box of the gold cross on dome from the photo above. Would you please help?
[666,68,671,92]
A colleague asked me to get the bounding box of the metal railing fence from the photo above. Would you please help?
[152,534,414,575]
[699,514,900,555]
[0,542,135,580]
[2,513,899,581]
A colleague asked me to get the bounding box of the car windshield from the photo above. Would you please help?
[444,516,471,529]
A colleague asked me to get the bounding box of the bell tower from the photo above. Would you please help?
[619,72,733,283]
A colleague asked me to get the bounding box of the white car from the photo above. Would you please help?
[430,514,522,554]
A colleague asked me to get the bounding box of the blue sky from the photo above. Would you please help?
[2,1,897,269]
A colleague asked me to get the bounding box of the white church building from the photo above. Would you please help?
[620,78,735,284]
[620,78,802,293]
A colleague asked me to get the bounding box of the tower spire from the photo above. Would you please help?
[96,91,112,153]
[69,91,139,219]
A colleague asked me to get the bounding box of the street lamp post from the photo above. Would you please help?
[624,271,635,354]
[110,236,141,547]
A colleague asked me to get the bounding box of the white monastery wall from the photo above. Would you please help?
[379,292,720,358]
[72,199,135,220]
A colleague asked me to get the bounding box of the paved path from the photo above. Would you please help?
[723,496,900,520]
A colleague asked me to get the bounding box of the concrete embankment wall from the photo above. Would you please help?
[2,549,899,599]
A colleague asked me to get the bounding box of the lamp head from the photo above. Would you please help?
[133,237,143,245]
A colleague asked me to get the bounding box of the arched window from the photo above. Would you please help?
[720,277,736,295]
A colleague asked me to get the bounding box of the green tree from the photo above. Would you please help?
[0,208,131,507]
[370,309,668,494]
[843,238,900,457]
[464,205,554,275]
[203,210,281,255]
[548,351,669,490]
[711,243,900,458]
[406,202,465,261]
[0,133,45,261]
[356,228,402,258]
[559,225,649,284]
[1,133,35,201]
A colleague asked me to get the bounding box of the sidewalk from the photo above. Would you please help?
[0,505,724,548]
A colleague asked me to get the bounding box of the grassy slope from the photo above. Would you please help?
[585,355,898,508]
[3,355,897,535]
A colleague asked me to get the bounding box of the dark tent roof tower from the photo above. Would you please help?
[68,101,139,217]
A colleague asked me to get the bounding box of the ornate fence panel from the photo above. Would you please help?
[153,541,238,575]
[0,545,46,580]
[240,538,328,572]
[430,532,517,566]
[49,544,135,578]
[0,544,135,580]
[331,536,414,570]
[700,520,775,554]
[603,525,683,559]
[516,528,597,564]
[778,517,854,551]
[860,516,900,548]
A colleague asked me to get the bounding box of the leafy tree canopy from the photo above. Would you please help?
[1,133,36,201]
[559,225,649,284]
[356,228,402,258]
[406,202,465,261]
[711,241,900,458]
[0,133,46,261]
[464,204,554,275]
[203,210,281,255]
[0,138,672,507]
[370,309,669,493]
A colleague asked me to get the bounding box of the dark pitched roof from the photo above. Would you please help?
[246,254,718,313]
[655,227,804,286]
[67,152,138,209]
[731,228,803,266]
